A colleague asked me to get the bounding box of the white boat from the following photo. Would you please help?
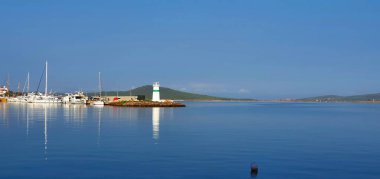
[19,73,31,103]
[93,100,104,105]
[63,91,87,104]
[17,95,29,103]
[7,97,20,102]
[7,73,31,103]
[28,92,61,103]
[92,72,104,105]
[28,61,62,103]
[7,95,30,103]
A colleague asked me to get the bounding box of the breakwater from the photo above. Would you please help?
[109,101,185,107]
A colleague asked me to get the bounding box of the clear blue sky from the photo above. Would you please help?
[0,0,379,99]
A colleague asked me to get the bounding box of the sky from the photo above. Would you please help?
[0,0,379,99]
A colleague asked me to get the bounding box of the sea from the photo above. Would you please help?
[1,102,380,178]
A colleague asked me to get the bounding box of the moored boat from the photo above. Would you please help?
[28,61,62,104]
[92,100,104,105]
[27,92,61,103]
[90,72,104,105]
[62,91,87,104]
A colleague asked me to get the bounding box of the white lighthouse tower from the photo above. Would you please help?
[152,82,160,102]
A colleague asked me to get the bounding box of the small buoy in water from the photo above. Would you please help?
[250,163,259,176]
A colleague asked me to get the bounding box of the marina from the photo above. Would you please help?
[0,62,185,107]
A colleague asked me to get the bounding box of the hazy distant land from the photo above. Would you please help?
[295,93,380,103]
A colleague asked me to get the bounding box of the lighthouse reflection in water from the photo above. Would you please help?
[152,107,160,140]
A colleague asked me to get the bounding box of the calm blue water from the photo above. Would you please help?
[1,102,380,178]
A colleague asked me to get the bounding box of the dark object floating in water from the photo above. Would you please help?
[250,163,259,177]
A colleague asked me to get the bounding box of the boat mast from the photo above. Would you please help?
[45,61,48,96]
[17,81,20,96]
[98,72,101,97]
[22,74,27,95]
[6,73,10,97]
[27,72,30,93]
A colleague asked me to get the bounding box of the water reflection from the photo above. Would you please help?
[24,103,59,160]
[44,105,48,160]
[63,104,87,126]
[29,104,56,160]
[105,106,140,121]
[152,107,174,141]
[26,104,29,136]
[250,172,258,179]
[93,106,103,145]
[128,108,139,120]
[0,103,9,126]
[152,107,160,140]
[0,103,177,149]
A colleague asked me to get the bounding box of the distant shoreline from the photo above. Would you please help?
[182,99,380,104]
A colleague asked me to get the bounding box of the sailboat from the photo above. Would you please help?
[17,72,30,103]
[28,61,61,103]
[92,72,104,105]
[7,74,28,103]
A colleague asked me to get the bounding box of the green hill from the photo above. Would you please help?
[91,85,254,101]
[299,93,380,102]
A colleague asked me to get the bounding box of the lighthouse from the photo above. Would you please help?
[152,82,160,102]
